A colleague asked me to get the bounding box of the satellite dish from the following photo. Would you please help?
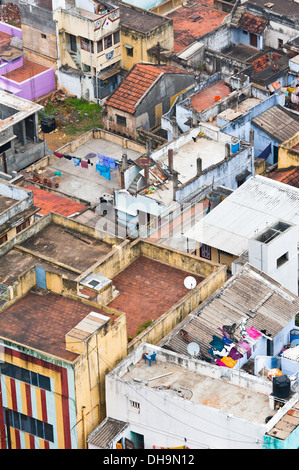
[184,276,197,290]
[187,342,200,357]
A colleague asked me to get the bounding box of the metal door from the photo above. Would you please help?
[35,266,47,289]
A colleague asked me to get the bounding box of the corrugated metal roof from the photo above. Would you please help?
[252,106,299,143]
[282,345,299,362]
[161,264,299,361]
[88,418,128,448]
[185,175,299,255]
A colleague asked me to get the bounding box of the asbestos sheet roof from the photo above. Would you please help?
[184,175,299,255]
[88,418,128,448]
[161,263,299,359]
[252,106,299,143]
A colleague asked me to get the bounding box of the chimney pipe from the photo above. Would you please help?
[197,157,202,175]
[168,148,173,172]
[144,166,150,188]
[122,153,128,170]
[172,170,179,201]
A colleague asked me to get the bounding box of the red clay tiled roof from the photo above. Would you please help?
[168,0,228,53]
[268,167,299,188]
[239,12,267,35]
[24,185,86,216]
[252,52,280,73]
[105,64,191,114]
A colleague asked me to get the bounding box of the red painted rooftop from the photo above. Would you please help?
[0,291,116,361]
[24,185,86,216]
[105,63,191,114]
[168,0,228,53]
[3,57,49,82]
[191,80,231,112]
[108,256,204,339]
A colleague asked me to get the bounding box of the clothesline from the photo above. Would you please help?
[54,151,119,180]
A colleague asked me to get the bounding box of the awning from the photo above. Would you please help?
[98,67,120,81]
[124,44,133,49]
[235,169,251,182]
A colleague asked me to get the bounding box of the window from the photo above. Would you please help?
[4,408,54,442]
[0,234,7,245]
[278,38,283,49]
[130,400,140,413]
[70,34,77,52]
[242,30,248,35]
[113,30,120,44]
[104,35,112,49]
[41,33,47,39]
[126,46,133,57]
[0,362,51,391]
[200,243,211,260]
[116,115,127,126]
[277,252,289,268]
[97,39,103,53]
[80,37,94,53]
[16,218,30,234]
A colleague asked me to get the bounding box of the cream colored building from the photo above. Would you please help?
[54,1,122,102]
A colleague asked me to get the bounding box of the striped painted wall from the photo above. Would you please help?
[0,346,77,449]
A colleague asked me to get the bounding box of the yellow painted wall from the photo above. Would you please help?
[73,313,127,448]
[120,22,174,71]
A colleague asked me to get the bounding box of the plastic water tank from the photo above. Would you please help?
[272,375,291,399]
[290,329,299,347]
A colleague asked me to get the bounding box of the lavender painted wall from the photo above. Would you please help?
[0,56,24,75]
[0,68,55,100]
[0,21,22,38]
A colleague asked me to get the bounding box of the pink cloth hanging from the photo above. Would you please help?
[246,326,262,340]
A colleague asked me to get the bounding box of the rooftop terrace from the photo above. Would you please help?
[108,255,203,338]
[0,290,116,361]
[167,0,228,53]
[19,222,112,273]
[45,136,142,204]
[190,81,232,112]
[122,348,274,427]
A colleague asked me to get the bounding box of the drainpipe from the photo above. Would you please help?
[81,406,86,449]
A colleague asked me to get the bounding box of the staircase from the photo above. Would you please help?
[69,50,81,69]
[128,174,142,194]
[0,283,11,308]
[230,5,245,28]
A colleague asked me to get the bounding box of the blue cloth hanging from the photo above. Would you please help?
[72,157,80,166]
[96,163,111,180]
[257,143,271,160]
